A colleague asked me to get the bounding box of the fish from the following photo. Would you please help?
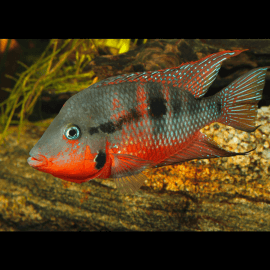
[27,49,269,194]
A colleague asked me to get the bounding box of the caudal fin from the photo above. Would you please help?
[217,67,269,132]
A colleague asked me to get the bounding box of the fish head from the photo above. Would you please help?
[27,94,109,182]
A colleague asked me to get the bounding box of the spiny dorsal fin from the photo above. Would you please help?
[180,50,247,98]
[93,50,247,99]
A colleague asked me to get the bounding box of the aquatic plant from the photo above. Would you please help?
[0,39,145,144]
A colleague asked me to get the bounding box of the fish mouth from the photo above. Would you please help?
[27,154,48,168]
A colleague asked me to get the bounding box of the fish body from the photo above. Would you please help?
[28,50,269,194]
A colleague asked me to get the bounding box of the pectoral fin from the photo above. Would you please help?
[110,153,155,194]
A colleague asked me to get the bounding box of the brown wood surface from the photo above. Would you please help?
[1,39,270,231]
[1,124,270,231]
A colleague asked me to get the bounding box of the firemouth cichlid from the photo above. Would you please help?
[27,50,269,194]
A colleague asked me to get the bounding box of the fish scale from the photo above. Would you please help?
[94,84,220,163]
[27,50,269,194]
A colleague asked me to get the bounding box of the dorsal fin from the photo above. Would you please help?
[180,50,247,98]
[157,130,254,167]
[93,50,247,98]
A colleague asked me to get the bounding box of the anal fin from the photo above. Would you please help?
[157,131,254,167]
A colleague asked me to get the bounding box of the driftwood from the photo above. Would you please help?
[1,39,270,231]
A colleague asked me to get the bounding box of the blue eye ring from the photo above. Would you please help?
[65,125,81,140]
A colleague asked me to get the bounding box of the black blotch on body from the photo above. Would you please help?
[90,108,142,136]
[115,108,141,130]
[149,97,167,118]
[217,100,222,114]
[99,121,116,134]
[171,90,182,115]
[185,90,201,118]
[95,150,106,170]
[89,127,99,135]
[147,84,167,119]
[172,98,181,115]
[146,83,168,136]
[129,108,141,122]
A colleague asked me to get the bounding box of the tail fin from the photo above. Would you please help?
[217,67,269,132]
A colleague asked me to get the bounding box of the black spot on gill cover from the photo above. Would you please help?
[95,150,106,170]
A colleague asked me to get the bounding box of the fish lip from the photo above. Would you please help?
[27,154,48,168]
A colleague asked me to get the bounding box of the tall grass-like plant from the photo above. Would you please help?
[0,39,147,144]
[0,39,97,144]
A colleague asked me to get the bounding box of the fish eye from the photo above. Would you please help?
[65,125,81,140]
